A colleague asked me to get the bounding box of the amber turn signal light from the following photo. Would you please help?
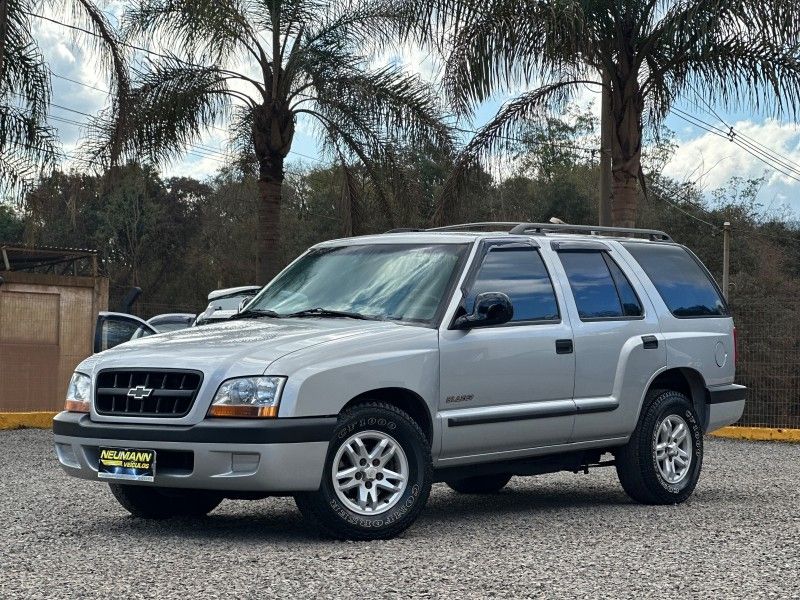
[64,400,90,413]
[207,405,278,418]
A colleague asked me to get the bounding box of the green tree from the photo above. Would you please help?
[99,0,451,283]
[0,203,24,240]
[416,0,800,227]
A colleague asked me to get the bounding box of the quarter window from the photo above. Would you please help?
[621,243,727,317]
[558,251,643,320]
[464,246,559,323]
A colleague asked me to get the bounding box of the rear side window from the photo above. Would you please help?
[558,251,643,320]
[622,243,727,318]
[465,246,560,322]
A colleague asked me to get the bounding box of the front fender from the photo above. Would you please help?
[270,327,439,420]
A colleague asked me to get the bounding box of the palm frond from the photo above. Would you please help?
[0,0,57,198]
[124,0,261,64]
[432,80,591,225]
[639,1,800,120]
[84,59,231,166]
[47,0,132,165]
[309,58,453,152]
[441,0,589,114]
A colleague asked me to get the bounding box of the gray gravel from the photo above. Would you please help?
[1,429,798,599]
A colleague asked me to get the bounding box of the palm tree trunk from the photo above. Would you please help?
[256,158,284,284]
[0,0,8,80]
[610,78,644,228]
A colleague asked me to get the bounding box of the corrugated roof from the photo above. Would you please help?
[0,242,96,272]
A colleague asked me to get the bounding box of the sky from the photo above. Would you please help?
[32,7,800,219]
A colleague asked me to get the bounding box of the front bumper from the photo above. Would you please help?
[53,412,336,492]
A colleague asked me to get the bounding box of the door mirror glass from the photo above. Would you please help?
[238,295,256,313]
[94,312,158,353]
[453,292,514,329]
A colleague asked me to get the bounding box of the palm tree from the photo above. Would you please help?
[100,0,451,283]
[0,0,128,198]
[416,0,800,227]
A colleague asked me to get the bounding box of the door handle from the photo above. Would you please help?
[555,339,573,354]
[642,335,659,349]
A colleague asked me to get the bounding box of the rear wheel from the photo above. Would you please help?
[615,389,703,504]
[294,402,432,540]
[109,484,223,519]
[446,474,512,494]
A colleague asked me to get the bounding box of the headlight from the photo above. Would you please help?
[208,376,286,418]
[65,372,91,413]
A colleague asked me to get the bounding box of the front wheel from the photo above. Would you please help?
[294,402,432,540]
[109,484,223,519]
[615,389,703,504]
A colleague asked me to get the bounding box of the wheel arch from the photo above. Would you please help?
[644,367,709,429]
[342,387,433,443]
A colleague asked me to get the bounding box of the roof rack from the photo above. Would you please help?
[508,222,672,241]
[383,222,672,241]
[427,222,526,232]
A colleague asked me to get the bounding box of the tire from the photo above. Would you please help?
[109,484,223,519]
[294,402,432,540]
[615,389,703,505]
[446,474,512,494]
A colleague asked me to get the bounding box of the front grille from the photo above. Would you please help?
[95,369,203,417]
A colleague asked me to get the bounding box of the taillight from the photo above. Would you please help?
[732,327,737,368]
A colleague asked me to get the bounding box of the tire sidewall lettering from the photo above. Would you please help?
[652,402,702,494]
[328,413,422,531]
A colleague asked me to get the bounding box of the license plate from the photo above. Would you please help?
[98,447,156,482]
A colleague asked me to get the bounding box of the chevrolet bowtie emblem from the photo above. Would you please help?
[127,385,153,400]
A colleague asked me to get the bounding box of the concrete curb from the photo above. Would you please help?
[0,412,57,430]
[711,426,800,443]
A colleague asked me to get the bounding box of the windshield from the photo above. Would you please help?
[248,243,469,324]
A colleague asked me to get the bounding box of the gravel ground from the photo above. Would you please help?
[1,429,798,599]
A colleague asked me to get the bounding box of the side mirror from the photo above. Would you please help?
[238,295,256,313]
[452,292,514,329]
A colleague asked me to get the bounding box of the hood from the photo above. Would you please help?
[80,318,408,377]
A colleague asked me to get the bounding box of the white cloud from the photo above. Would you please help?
[663,119,800,214]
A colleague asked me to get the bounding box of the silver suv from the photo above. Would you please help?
[54,222,746,540]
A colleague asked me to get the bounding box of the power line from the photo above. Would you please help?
[690,93,800,175]
[677,107,800,178]
[452,125,597,154]
[671,109,800,185]
[26,10,191,65]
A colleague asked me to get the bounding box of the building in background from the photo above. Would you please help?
[0,244,108,413]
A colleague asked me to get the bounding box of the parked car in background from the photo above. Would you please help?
[147,313,196,332]
[93,286,260,352]
[193,286,261,326]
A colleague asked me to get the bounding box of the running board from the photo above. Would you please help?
[433,450,615,483]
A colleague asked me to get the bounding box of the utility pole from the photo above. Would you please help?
[722,221,731,300]
[598,70,613,226]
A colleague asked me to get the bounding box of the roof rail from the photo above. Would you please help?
[427,222,525,232]
[383,222,672,241]
[508,222,672,241]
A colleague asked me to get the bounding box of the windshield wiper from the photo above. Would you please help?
[284,307,380,321]
[229,308,282,320]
